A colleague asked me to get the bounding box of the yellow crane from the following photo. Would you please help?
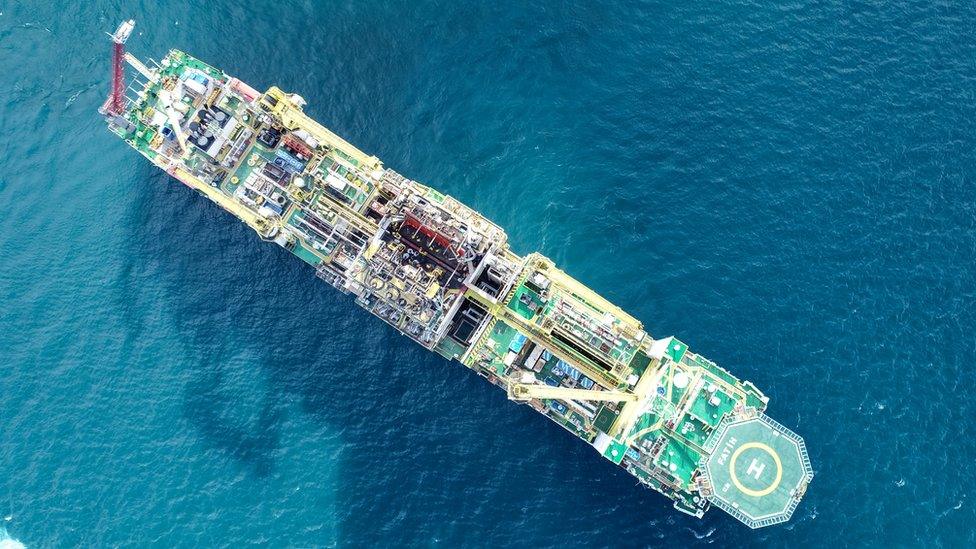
[507,381,639,403]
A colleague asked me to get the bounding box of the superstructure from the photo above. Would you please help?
[100,21,813,528]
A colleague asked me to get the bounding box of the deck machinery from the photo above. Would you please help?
[101,21,813,529]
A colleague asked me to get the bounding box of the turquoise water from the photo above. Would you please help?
[2,1,975,546]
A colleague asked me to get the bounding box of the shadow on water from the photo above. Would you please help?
[182,351,283,477]
[126,166,293,477]
[120,164,724,545]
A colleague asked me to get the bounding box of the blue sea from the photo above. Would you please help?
[1,1,974,546]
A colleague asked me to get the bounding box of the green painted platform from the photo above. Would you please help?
[701,413,813,528]
[291,243,322,266]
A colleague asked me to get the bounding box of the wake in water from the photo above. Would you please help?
[0,527,25,549]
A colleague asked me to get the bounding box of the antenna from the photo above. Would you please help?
[98,19,135,117]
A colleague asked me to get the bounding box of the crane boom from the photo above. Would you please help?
[124,52,156,82]
[507,383,639,403]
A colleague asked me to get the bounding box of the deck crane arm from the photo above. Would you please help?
[124,52,156,82]
[507,382,639,403]
[157,89,189,153]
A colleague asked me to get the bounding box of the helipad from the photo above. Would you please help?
[701,413,813,528]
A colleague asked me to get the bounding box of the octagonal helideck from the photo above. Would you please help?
[701,412,814,529]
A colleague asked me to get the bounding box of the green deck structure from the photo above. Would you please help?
[701,412,814,528]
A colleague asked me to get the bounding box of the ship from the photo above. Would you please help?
[100,20,813,529]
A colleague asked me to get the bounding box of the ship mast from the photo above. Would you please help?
[99,19,135,117]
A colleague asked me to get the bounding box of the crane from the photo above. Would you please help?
[507,382,640,403]
[156,89,189,153]
[506,371,640,403]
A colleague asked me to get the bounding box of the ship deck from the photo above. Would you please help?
[106,45,812,529]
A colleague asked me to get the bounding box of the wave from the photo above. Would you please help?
[0,527,25,549]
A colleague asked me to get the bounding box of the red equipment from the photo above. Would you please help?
[99,20,135,117]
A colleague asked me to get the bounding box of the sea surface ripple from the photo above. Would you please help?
[1,1,974,546]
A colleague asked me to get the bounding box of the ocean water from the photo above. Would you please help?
[1,0,974,546]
